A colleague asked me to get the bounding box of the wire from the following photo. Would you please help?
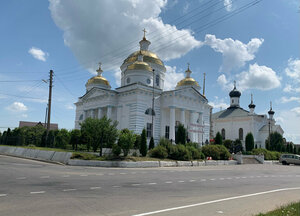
[0,80,41,83]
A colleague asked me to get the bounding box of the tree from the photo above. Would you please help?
[134,134,141,150]
[140,128,147,156]
[118,129,136,157]
[215,132,223,145]
[245,132,254,152]
[223,139,232,150]
[149,137,155,150]
[80,117,118,156]
[55,129,70,149]
[175,124,186,145]
[233,139,243,153]
[267,132,284,152]
[70,129,81,151]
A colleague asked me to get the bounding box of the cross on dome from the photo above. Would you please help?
[234,80,236,89]
[185,63,192,78]
[96,62,103,76]
[142,28,147,40]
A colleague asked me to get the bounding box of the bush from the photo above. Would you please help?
[186,146,204,160]
[201,144,230,160]
[223,139,232,150]
[149,137,155,150]
[112,144,121,157]
[169,144,192,161]
[251,148,281,160]
[149,145,168,159]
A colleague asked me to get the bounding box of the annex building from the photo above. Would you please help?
[212,83,284,149]
[74,33,211,145]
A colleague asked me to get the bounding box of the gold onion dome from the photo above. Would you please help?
[176,64,199,87]
[86,63,111,87]
[124,50,164,66]
[127,61,152,72]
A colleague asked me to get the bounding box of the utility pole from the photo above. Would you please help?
[44,105,48,128]
[152,69,155,139]
[46,70,53,144]
[203,72,206,96]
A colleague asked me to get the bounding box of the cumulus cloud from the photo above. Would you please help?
[291,107,300,116]
[277,109,300,143]
[6,102,28,112]
[285,58,300,81]
[280,96,300,104]
[224,0,233,12]
[164,65,184,90]
[49,0,201,74]
[204,34,264,73]
[28,47,48,61]
[65,104,75,110]
[208,96,229,111]
[236,63,281,91]
[217,74,233,91]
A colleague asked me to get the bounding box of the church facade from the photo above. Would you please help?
[74,34,211,145]
[212,83,284,149]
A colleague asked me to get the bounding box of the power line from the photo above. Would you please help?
[0,79,41,83]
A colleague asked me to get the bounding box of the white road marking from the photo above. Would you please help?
[30,191,45,194]
[40,176,50,179]
[0,194,7,197]
[132,184,141,186]
[120,173,126,175]
[242,177,247,179]
[189,180,196,182]
[235,177,240,179]
[256,176,261,178]
[132,187,300,216]
[80,174,88,177]
[62,175,70,177]
[226,177,232,180]
[165,181,173,184]
[148,183,157,185]
[113,186,121,188]
[90,187,101,190]
[210,179,216,181]
[63,189,76,192]
[16,177,26,180]
[217,210,224,214]
[219,178,225,180]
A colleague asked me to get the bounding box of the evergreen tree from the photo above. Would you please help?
[149,137,155,150]
[140,129,147,156]
[215,132,223,145]
[70,129,81,151]
[175,124,186,145]
[245,132,254,152]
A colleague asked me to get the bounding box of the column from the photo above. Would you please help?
[107,106,112,119]
[97,107,102,119]
[169,107,175,143]
[189,110,195,142]
[83,110,87,120]
[116,106,122,130]
[91,109,95,119]
[180,109,185,126]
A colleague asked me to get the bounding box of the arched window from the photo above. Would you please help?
[239,128,243,140]
[221,128,225,140]
[156,74,160,86]
[145,108,155,116]
[79,114,83,120]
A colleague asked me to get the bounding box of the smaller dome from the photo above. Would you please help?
[176,78,200,87]
[248,103,256,109]
[229,81,241,97]
[86,76,110,87]
[268,109,275,115]
[127,61,152,72]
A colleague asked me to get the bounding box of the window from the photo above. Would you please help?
[156,74,160,86]
[145,108,155,116]
[79,114,83,120]
[147,78,151,84]
[146,123,152,138]
[126,77,130,84]
[165,126,170,139]
[221,128,225,140]
[232,99,234,103]
[239,128,243,140]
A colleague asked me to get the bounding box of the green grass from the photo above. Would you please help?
[0,144,73,152]
[256,202,300,216]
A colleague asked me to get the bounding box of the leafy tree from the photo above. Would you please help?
[21,125,45,147]
[80,117,118,156]
[267,132,284,152]
[245,132,254,152]
[215,132,223,145]
[55,129,70,149]
[140,128,147,156]
[223,139,232,150]
[70,129,81,151]
[118,129,136,157]
[112,144,121,157]
[149,137,155,150]
[175,124,186,145]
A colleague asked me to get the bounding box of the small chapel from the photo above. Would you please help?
[74,32,211,145]
[212,82,284,149]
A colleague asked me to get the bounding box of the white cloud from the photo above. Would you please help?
[277,109,300,143]
[21,114,28,118]
[6,102,28,112]
[208,96,229,111]
[217,74,232,91]
[49,0,201,74]
[28,47,48,61]
[164,65,184,90]
[236,63,281,91]
[65,104,75,110]
[224,0,233,12]
[280,96,300,104]
[204,34,264,73]
[285,58,300,81]
[183,2,190,14]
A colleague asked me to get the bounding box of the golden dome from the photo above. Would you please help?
[86,75,110,87]
[127,61,152,72]
[176,77,200,87]
[124,50,164,66]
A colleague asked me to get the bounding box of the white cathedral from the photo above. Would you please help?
[75,33,211,145]
[212,83,284,149]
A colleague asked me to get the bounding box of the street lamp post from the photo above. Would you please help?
[152,69,155,138]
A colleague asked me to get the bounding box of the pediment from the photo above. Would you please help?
[174,87,207,102]
[81,87,115,100]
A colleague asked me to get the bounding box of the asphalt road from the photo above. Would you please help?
[0,155,299,216]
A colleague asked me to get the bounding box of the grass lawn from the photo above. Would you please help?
[0,144,73,152]
[256,202,300,216]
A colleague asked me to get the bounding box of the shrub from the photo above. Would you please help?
[201,144,230,160]
[140,129,147,157]
[149,137,155,150]
[186,146,204,160]
[245,132,254,152]
[186,142,199,149]
[251,148,281,160]
[175,124,186,145]
[223,139,232,150]
[169,144,192,161]
[149,145,168,159]
[112,144,121,157]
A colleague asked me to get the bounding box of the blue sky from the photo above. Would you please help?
[0,0,299,143]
